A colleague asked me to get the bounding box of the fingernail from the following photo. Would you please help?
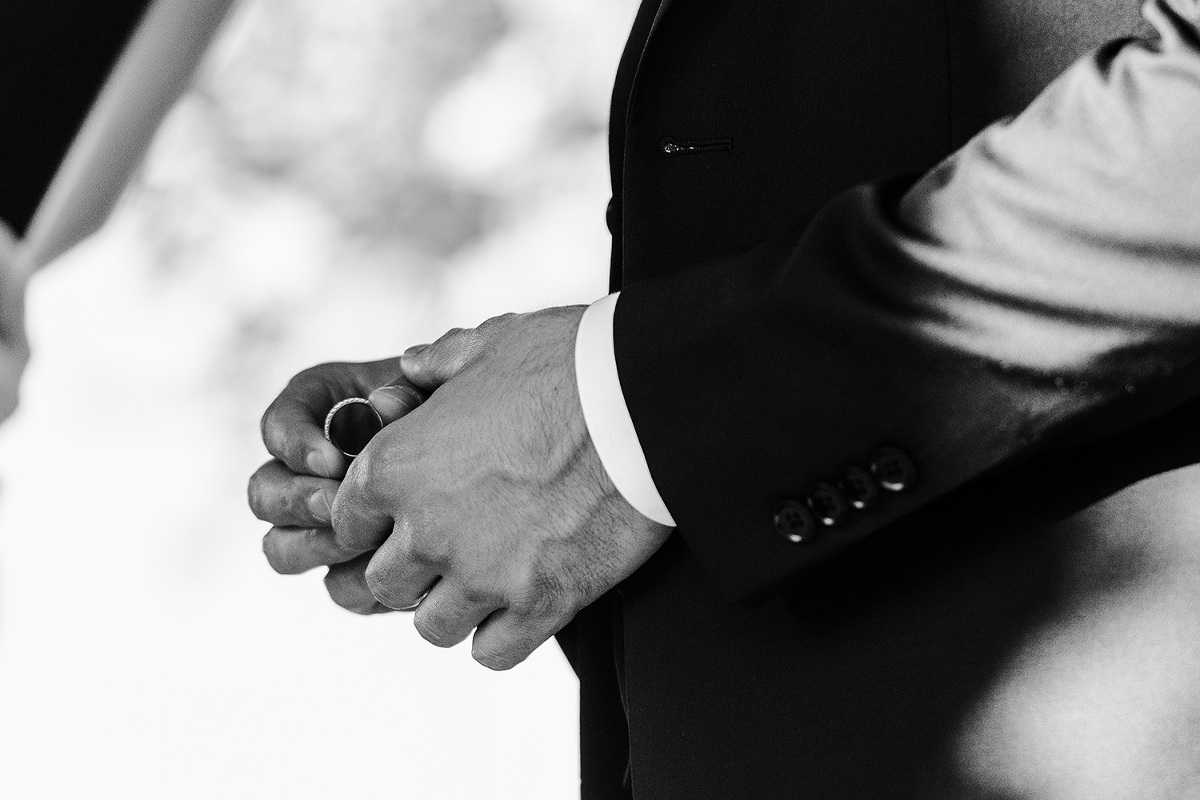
[398,356,420,382]
[308,490,332,524]
[306,450,332,477]
[369,384,423,421]
[404,343,431,356]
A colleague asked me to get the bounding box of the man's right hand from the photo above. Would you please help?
[248,358,425,607]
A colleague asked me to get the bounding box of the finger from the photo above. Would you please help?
[324,553,393,615]
[261,391,347,479]
[410,579,497,648]
[398,325,486,390]
[470,609,559,671]
[247,459,339,528]
[362,520,444,611]
[329,450,403,553]
[366,376,427,425]
[262,526,367,575]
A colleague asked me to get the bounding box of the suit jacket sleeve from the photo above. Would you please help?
[613,0,1200,602]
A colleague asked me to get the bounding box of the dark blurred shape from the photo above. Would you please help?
[0,1,151,234]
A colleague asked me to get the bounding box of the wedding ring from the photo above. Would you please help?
[324,397,384,457]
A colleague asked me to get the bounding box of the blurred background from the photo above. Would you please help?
[0,0,637,796]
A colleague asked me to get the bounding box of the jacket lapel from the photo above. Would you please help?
[624,0,675,127]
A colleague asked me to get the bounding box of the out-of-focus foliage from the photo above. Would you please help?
[129,0,635,407]
[156,0,512,255]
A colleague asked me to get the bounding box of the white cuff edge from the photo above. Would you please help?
[575,293,677,528]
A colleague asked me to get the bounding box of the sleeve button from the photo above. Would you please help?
[870,447,917,492]
[837,467,880,510]
[806,483,849,526]
[773,501,819,544]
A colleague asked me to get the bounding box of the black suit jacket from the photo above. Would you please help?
[559,0,1200,797]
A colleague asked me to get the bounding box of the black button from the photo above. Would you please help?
[870,447,917,492]
[838,467,880,510]
[806,483,849,526]
[773,501,818,544]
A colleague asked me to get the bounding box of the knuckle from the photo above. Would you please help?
[288,361,334,389]
[511,569,569,620]
[260,415,297,464]
[466,323,492,352]
[460,581,501,608]
[398,511,446,567]
[329,488,377,551]
[433,326,481,372]
[480,312,514,333]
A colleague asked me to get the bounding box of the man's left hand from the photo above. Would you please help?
[329,307,672,670]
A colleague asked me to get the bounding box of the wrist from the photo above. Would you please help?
[574,294,677,528]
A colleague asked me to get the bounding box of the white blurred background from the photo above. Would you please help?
[0,0,637,796]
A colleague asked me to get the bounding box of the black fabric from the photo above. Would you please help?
[0,1,153,234]
[560,3,670,793]
[556,592,633,800]
[619,394,1200,798]
[611,0,1160,602]
[607,0,666,293]
[565,0,1199,796]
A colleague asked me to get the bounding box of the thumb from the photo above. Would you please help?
[398,327,482,390]
[367,375,427,424]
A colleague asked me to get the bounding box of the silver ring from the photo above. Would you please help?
[324,397,384,457]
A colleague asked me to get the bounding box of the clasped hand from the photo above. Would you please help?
[248,308,671,669]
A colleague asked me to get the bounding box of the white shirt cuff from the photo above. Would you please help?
[575,292,677,528]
